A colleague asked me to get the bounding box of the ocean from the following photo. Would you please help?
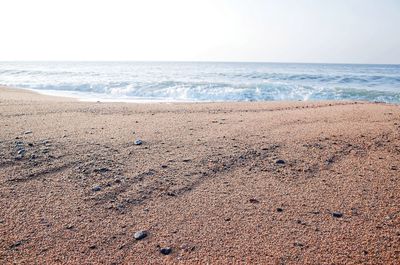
[0,61,399,103]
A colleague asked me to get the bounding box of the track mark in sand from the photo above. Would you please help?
[88,169,157,205]
[7,161,75,183]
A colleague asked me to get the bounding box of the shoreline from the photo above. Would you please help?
[1,85,395,105]
[1,85,399,264]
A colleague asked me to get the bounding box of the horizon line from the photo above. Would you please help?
[0,60,399,66]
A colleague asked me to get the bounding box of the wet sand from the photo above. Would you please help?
[0,86,399,264]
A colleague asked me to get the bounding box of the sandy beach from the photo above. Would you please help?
[0,86,399,264]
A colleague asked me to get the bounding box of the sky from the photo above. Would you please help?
[0,0,399,64]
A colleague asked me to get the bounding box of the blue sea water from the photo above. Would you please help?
[0,61,399,103]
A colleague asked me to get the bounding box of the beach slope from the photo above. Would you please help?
[0,87,399,264]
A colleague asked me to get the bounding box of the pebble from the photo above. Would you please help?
[17,149,26,155]
[9,241,23,249]
[134,230,148,240]
[276,207,284,212]
[332,211,343,218]
[276,159,286,164]
[134,139,143,145]
[24,130,32,135]
[160,247,172,255]
[92,186,102,192]
[96,167,109,173]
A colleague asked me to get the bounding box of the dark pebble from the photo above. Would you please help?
[134,139,143,145]
[160,247,172,255]
[9,241,23,249]
[134,230,148,240]
[92,186,102,192]
[294,242,304,247]
[249,198,260,203]
[96,167,109,173]
[332,211,343,218]
[277,207,283,212]
[276,159,285,164]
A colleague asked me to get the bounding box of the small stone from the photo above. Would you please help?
[24,130,32,135]
[92,186,102,192]
[9,241,23,249]
[276,207,283,212]
[96,167,109,173]
[134,139,143,145]
[134,230,148,240]
[66,224,74,230]
[332,211,343,218]
[160,247,172,255]
[17,149,25,155]
[276,159,285,164]
[249,198,260,203]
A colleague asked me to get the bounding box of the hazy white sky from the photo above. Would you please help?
[0,0,399,63]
